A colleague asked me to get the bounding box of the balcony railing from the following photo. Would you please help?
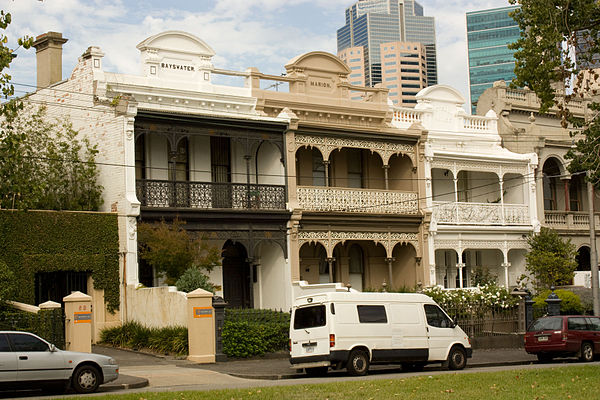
[297,186,418,214]
[544,211,600,230]
[432,201,530,225]
[136,179,286,210]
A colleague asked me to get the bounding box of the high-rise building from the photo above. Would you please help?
[337,0,437,106]
[466,5,520,113]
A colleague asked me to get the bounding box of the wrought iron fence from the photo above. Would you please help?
[445,304,520,337]
[136,179,286,210]
[0,306,65,349]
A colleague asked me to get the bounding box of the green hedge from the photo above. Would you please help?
[0,304,65,349]
[100,322,188,356]
[223,308,290,358]
[0,210,120,311]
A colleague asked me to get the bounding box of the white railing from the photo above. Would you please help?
[432,201,530,225]
[544,211,600,230]
[392,108,424,127]
[461,115,494,133]
[298,186,418,214]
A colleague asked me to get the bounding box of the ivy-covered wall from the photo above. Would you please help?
[0,210,120,312]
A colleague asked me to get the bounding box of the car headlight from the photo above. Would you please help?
[107,358,118,365]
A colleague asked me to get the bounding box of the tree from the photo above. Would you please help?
[0,105,103,210]
[509,0,600,186]
[137,219,221,285]
[524,227,577,291]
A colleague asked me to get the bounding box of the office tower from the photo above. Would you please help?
[337,0,437,106]
[380,41,427,105]
[466,5,520,113]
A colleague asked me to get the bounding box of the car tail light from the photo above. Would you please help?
[289,339,292,351]
[562,332,567,341]
[329,334,335,348]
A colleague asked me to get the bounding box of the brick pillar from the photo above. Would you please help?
[63,291,92,353]
[187,288,215,363]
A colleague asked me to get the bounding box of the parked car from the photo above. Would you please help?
[0,331,119,393]
[289,291,472,376]
[524,315,600,362]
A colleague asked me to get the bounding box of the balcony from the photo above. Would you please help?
[297,186,418,214]
[544,211,600,231]
[432,202,530,225]
[136,179,286,210]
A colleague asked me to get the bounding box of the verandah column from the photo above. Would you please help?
[385,257,395,288]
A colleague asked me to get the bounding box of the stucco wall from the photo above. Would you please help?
[126,285,188,328]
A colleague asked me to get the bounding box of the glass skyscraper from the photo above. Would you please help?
[337,0,437,89]
[466,6,520,113]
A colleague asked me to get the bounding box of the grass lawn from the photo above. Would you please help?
[94,365,599,400]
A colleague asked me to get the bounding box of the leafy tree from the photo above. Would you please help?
[509,0,600,186]
[137,219,221,285]
[175,267,215,293]
[524,227,577,291]
[0,105,103,210]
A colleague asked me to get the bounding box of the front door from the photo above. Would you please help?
[222,241,251,308]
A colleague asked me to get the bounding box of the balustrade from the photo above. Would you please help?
[136,179,286,210]
[297,186,418,214]
[432,201,530,225]
[544,211,600,230]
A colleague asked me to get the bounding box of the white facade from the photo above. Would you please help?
[392,85,539,288]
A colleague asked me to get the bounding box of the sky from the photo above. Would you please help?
[4,0,514,111]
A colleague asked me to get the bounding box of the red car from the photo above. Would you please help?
[524,315,600,362]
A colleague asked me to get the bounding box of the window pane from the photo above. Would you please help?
[424,304,453,328]
[528,317,562,331]
[357,305,387,323]
[8,334,48,352]
[568,317,588,331]
[587,317,600,331]
[294,305,326,329]
[0,334,11,352]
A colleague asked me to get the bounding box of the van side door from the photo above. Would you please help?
[424,304,456,361]
[389,303,428,361]
[0,333,17,383]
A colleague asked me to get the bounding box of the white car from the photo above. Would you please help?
[0,331,119,393]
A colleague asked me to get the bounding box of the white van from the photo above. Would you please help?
[289,291,472,376]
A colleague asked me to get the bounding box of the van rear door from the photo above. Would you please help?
[291,304,329,359]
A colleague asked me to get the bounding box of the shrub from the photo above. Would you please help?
[533,289,584,315]
[100,322,188,356]
[421,284,518,311]
[176,267,215,293]
[222,309,290,358]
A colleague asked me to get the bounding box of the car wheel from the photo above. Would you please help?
[537,353,553,363]
[72,365,101,394]
[305,366,328,377]
[580,342,594,362]
[347,349,370,376]
[447,346,467,370]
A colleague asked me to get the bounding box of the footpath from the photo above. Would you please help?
[95,345,540,391]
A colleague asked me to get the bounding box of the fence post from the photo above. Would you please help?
[545,287,562,316]
[212,296,228,362]
[63,291,92,353]
[187,288,215,364]
[510,289,529,333]
[38,301,64,349]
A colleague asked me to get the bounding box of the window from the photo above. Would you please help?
[357,305,387,323]
[350,58,361,62]
[528,317,562,331]
[424,304,454,328]
[568,317,588,331]
[587,317,600,331]
[312,149,326,187]
[135,135,145,180]
[349,245,364,274]
[0,334,11,352]
[384,54,396,58]
[294,305,326,329]
[350,73,362,78]
[347,148,363,188]
[8,333,48,352]
[168,138,189,181]
[385,61,397,66]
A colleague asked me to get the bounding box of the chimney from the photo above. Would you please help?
[32,32,68,89]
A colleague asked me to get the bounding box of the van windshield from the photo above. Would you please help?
[528,317,562,332]
[294,305,326,329]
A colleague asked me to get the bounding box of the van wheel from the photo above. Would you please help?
[305,366,328,377]
[447,346,467,370]
[580,342,594,362]
[347,349,370,376]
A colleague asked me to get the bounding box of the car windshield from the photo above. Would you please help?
[528,317,562,332]
[294,305,326,329]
